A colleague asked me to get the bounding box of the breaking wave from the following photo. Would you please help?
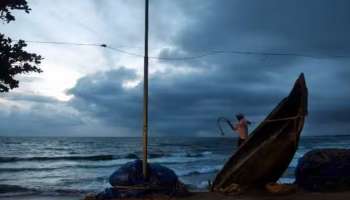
[176,165,222,177]
[0,155,116,162]
[0,151,213,164]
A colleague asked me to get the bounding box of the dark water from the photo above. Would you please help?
[0,136,349,197]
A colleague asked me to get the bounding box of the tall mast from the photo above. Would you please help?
[142,0,149,179]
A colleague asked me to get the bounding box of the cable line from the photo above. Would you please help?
[16,40,104,47]
[15,39,350,61]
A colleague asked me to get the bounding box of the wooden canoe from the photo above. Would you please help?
[212,73,308,192]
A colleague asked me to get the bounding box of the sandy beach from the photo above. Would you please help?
[190,191,350,200]
[2,191,350,200]
[185,191,350,200]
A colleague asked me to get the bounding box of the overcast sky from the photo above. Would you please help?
[0,0,349,137]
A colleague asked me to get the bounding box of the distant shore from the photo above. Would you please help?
[3,191,350,200]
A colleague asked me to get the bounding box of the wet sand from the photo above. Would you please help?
[3,191,350,200]
[0,195,79,200]
[186,191,350,200]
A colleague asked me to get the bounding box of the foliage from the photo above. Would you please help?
[0,34,42,92]
[0,0,42,92]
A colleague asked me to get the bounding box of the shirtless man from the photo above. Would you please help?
[233,113,251,147]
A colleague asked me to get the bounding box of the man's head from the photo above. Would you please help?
[236,113,244,121]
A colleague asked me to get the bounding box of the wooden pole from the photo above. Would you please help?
[142,0,149,179]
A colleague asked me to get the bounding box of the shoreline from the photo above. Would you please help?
[3,191,350,200]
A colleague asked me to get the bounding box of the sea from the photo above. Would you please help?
[0,136,349,198]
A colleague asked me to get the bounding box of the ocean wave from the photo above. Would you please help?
[0,150,214,164]
[50,189,86,195]
[126,152,165,159]
[150,157,204,165]
[59,176,107,185]
[124,153,139,159]
[0,154,115,162]
[43,147,74,151]
[176,165,222,177]
[0,184,86,197]
[185,181,209,190]
[149,153,166,158]
[278,177,295,184]
[0,167,61,172]
[173,151,213,158]
[197,181,210,189]
[0,159,136,172]
[0,184,37,194]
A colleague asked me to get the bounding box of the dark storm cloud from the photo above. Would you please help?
[155,0,350,135]
[3,93,59,104]
[157,0,350,90]
[67,67,142,132]
[171,0,350,55]
[0,95,84,136]
[67,66,295,136]
[2,0,349,136]
[160,0,350,80]
[64,0,350,136]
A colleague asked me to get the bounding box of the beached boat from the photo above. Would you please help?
[212,74,308,192]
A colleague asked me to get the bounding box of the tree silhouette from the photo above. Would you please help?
[0,0,42,92]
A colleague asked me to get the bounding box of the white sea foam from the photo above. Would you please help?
[2,136,349,196]
[175,165,222,177]
[277,177,295,184]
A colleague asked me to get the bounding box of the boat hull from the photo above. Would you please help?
[212,74,308,191]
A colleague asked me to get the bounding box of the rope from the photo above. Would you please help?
[264,115,303,123]
[217,114,304,135]
[217,117,235,136]
[113,185,149,190]
[14,39,350,60]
